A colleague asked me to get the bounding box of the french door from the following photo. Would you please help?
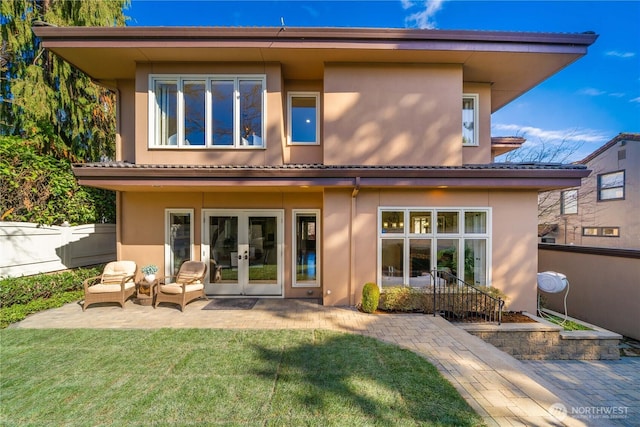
[203,210,283,296]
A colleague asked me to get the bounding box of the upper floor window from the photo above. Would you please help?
[462,94,478,146]
[560,189,578,215]
[288,92,319,145]
[149,75,265,148]
[597,170,625,201]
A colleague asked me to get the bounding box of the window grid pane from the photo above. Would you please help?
[154,81,177,146]
[291,95,318,144]
[169,213,192,276]
[381,239,404,287]
[462,96,476,145]
[239,80,263,146]
[211,80,235,146]
[184,81,206,146]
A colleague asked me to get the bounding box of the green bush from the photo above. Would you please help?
[0,265,103,308]
[0,136,115,225]
[379,286,430,312]
[0,291,83,328]
[361,282,380,313]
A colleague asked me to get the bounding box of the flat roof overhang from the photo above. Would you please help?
[32,26,598,112]
[72,163,590,193]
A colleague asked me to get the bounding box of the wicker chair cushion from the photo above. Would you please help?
[101,261,137,284]
[159,283,204,294]
[175,262,206,283]
[87,282,136,293]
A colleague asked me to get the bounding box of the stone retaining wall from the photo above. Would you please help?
[459,312,621,360]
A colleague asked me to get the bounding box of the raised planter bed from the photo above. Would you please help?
[459,310,622,360]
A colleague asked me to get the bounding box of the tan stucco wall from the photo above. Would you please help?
[119,191,323,299]
[539,247,640,340]
[116,79,136,163]
[116,188,539,309]
[323,64,463,166]
[117,62,496,168]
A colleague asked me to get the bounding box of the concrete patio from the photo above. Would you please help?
[10,298,639,426]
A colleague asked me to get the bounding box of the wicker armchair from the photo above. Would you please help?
[154,261,208,311]
[83,261,137,311]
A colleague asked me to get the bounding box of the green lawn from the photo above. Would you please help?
[0,329,483,426]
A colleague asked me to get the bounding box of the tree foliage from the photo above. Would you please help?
[0,136,115,225]
[0,0,129,162]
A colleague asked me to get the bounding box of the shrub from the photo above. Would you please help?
[0,291,83,328]
[0,265,103,308]
[379,286,430,312]
[361,282,380,313]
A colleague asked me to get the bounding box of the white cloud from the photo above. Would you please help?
[631,97,640,103]
[609,92,626,98]
[605,50,636,59]
[401,0,415,9]
[403,0,445,29]
[578,88,606,96]
[492,124,608,144]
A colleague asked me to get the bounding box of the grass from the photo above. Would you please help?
[0,329,483,426]
[541,312,593,331]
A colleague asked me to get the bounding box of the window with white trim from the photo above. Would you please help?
[462,94,479,146]
[292,210,320,287]
[165,209,194,276]
[288,92,319,145]
[379,208,490,288]
[149,75,265,148]
[597,170,625,201]
[561,189,578,215]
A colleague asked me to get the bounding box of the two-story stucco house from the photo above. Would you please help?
[33,26,596,311]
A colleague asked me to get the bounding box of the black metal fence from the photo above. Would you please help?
[430,269,504,324]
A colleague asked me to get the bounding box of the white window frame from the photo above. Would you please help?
[165,209,195,277]
[292,209,321,287]
[377,207,492,288]
[287,92,320,145]
[148,74,266,149]
[561,189,578,215]
[462,93,479,146]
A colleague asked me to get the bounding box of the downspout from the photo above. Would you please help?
[350,177,361,306]
[114,86,122,261]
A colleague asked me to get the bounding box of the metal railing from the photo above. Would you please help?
[430,269,504,324]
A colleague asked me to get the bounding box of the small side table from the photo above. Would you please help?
[136,279,157,306]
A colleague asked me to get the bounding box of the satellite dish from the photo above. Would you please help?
[537,271,568,293]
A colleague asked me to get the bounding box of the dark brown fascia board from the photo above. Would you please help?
[33,26,598,49]
[72,164,589,190]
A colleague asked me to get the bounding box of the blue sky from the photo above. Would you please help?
[127,0,640,161]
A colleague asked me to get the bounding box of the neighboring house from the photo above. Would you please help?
[33,26,596,311]
[539,133,640,249]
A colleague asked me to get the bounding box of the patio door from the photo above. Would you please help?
[203,210,283,296]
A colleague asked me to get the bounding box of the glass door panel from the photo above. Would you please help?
[204,210,282,296]
[167,211,192,276]
[246,215,280,295]
[409,239,431,288]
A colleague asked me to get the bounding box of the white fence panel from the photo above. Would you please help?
[0,222,116,278]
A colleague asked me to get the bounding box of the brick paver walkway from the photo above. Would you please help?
[10,298,639,426]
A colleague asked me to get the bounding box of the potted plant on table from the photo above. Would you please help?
[141,265,158,283]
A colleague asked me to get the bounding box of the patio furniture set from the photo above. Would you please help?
[82,261,208,312]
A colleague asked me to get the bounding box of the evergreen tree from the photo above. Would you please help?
[0,0,129,162]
